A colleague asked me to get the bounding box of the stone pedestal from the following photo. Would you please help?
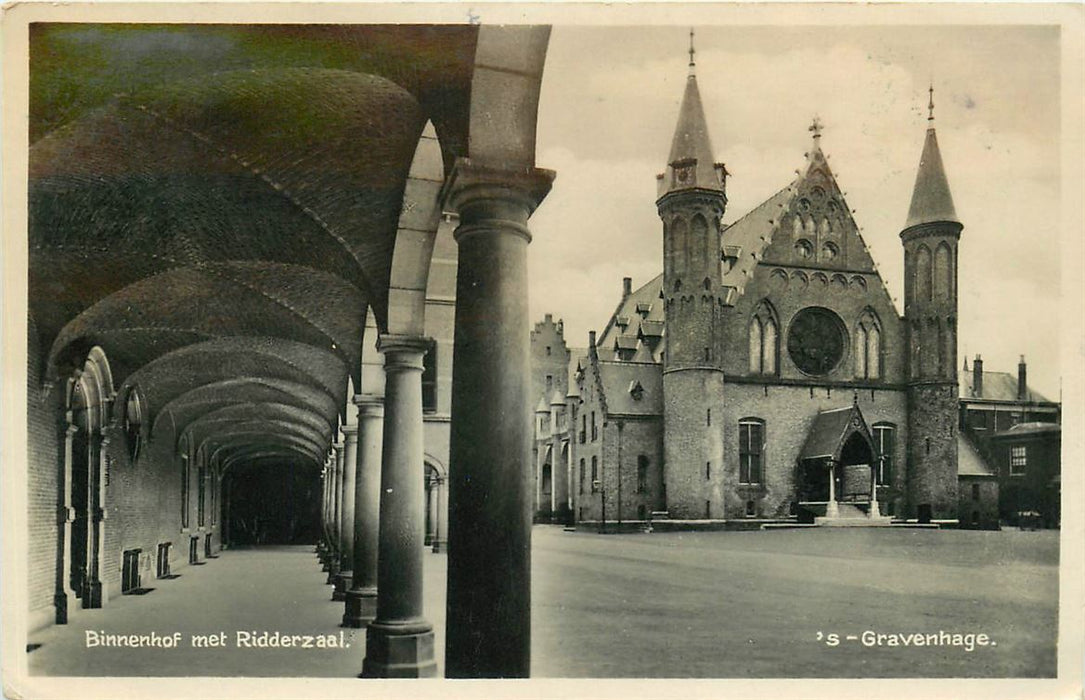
[361,621,437,678]
[343,394,384,628]
[360,336,435,677]
[444,160,554,678]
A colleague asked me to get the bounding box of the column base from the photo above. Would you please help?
[342,587,377,628]
[869,500,881,518]
[332,571,352,602]
[430,538,446,554]
[825,500,840,518]
[325,557,340,585]
[83,580,104,609]
[360,621,437,678]
[54,592,69,625]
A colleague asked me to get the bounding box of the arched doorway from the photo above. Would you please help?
[424,460,446,552]
[59,348,113,618]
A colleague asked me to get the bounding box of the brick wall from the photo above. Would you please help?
[719,384,908,519]
[27,319,61,625]
[958,477,999,529]
[663,368,726,519]
[906,383,960,520]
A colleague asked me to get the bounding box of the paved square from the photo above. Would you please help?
[531,527,1059,677]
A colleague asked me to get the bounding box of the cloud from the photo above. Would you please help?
[529,26,1062,398]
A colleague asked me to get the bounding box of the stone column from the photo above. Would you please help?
[432,475,447,553]
[326,443,344,584]
[333,425,359,601]
[344,394,383,628]
[319,458,331,569]
[826,459,839,518]
[361,335,436,678]
[869,458,882,518]
[444,160,554,678]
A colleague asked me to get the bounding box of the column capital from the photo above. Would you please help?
[442,158,555,243]
[353,393,386,417]
[342,423,359,438]
[377,334,429,372]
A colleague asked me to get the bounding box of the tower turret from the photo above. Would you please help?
[655,31,728,519]
[901,86,962,521]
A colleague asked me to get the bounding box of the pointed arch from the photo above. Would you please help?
[672,216,690,274]
[855,308,882,380]
[792,215,803,239]
[934,242,952,303]
[691,213,708,269]
[749,300,779,376]
[915,244,932,304]
[748,317,762,374]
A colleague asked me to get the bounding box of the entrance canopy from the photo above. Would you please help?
[799,402,875,465]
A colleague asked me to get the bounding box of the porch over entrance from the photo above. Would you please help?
[796,401,893,526]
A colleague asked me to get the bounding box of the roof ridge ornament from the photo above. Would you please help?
[689,28,696,73]
[928,83,935,123]
[809,115,824,144]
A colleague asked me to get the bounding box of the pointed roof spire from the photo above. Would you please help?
[659,28,724,198]
[905,86,959,229]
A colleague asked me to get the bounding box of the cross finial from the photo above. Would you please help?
[928,83,935,122]
[689,28,696,70]
[809,115,823,140]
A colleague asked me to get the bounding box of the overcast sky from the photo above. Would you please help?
[526,24,1062,399]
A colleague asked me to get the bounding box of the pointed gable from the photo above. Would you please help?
[905,126,959,229]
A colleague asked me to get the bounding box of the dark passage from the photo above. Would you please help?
[225,462,320,546]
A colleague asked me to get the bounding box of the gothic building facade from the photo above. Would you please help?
[531,48,1043,528]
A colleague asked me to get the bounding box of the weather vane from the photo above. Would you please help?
[809,115,824,139]
[689,28,696,68]
[928,84,935,121]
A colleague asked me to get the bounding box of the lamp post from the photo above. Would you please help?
[594,479,605,534]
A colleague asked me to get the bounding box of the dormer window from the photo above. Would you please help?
[636,302,652,315]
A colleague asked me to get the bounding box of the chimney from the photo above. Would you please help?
[588,331,598,360]
[544,313,552,324]
[1018,355,1027,401]
[973,354,983,397]
[622,277,633,299]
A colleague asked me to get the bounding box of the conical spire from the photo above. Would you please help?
[905,87,959,229]
[659,29,724,197]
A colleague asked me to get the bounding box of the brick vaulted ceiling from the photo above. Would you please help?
[28,24,481,469]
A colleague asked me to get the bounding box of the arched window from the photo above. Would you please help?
[590,456,598,493]
[748,318,762,373]
[579,458,585,493]
[794,239,813,259]
[855,324,867,379]
[934,243,952,303]
[792,216,803,239]
[637,455,648,493]
[739,418,765,485]
[855,309,882,380]
[748,301,779,375]
[915,244,932,303]
[762,318,778,374]
[822,241,839,261]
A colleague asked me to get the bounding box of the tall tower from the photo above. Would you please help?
[655,32,729,518]
[901,87,962,521]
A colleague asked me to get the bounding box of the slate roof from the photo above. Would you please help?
[798,405,871,462]
[720,185,794,290]
[658,65,724,197]
[957,435,995,477]
[905,126,959,229]
[597,275,665,363]
[960,371,1053,403]
[597,361,663,417]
